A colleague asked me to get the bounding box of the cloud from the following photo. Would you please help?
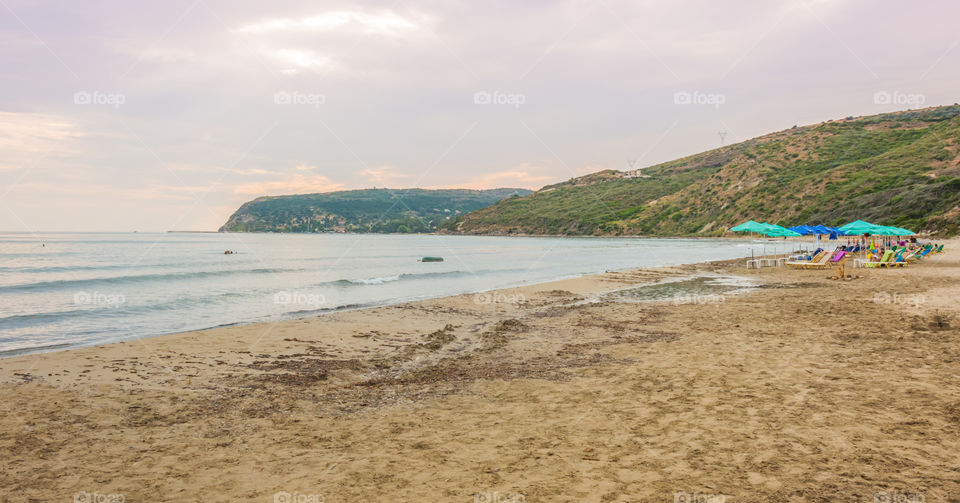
[440,163,559,190]
[3,0,960,232]
[235,11,420,36]
[8,181,211,201]
[0,112,84,156]
[360,166,409,185]
[233,173,345,196]
[233,167,282,175]
[274,49,335,71]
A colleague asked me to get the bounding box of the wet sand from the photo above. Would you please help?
[2,240,959,502]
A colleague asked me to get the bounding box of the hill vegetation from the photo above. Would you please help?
[445,105,960,237]
[220,188,531,233]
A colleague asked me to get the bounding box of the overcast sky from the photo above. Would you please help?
[1,0,958,231]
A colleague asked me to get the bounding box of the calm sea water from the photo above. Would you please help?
[0,232,771,356]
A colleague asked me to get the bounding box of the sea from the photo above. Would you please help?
[0,232,775,356]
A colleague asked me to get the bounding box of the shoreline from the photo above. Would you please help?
[0,257,745,360]
[0,230,929,360]
[0,243,772,359]
[2,240,958,501]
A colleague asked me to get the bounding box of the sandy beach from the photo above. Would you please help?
[2,240,959,502]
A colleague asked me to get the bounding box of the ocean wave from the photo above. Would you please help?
[282,302,373,317]
[0,310,86,329]
[0,267,300,294]
[342,275,401,285]
[0,342,76,358]
[0,269,500,330]
[328,269,481,287]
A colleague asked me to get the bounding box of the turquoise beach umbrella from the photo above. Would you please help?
[838,220,881,235]
[872,226,903,236]
[762,224,802,237]
[730,220,768,233]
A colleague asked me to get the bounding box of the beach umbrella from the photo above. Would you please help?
[789,225,815,235]
[762,224,801,237]
[890,226,915,235]
[810,224,840,235]
[838,220,881,235]
[730,220,767,233]
[873,225,910,236]
[871,225,902,236]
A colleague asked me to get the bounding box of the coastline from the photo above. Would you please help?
[0,257,739,363]
[0,237,770,359]
[2,239,959,501]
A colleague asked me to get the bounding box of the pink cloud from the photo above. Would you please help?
[233,174,345,196]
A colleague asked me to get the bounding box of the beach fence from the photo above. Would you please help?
[745,239,810,270]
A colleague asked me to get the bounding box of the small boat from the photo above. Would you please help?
[419,256,444,262]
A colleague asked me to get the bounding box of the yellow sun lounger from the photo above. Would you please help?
[785,251,827,269]
[863,250,903,268]
[804,250,848,269]
[800,251,839,269]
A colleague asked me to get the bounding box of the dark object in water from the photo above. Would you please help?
[224,250,234,255]
[419,256,443,262]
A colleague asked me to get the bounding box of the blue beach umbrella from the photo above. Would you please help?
[810,224,838,235]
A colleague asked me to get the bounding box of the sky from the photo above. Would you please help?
[1,0,958,232]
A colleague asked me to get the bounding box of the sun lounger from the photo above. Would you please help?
[788,248,823,261]
[863,250,895,268]
[906,246,933,262]
[804,251,846,269]
[863,250,904,267]
[785,251,826,268]
[883,250,906,267]
[797,251,834,269]
[890,250,907,266]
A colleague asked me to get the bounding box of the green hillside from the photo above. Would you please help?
[445,105,960,237]
[220,188,531,233]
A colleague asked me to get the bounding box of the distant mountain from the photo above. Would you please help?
[445,105,960,237]
[219,188,532,233]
